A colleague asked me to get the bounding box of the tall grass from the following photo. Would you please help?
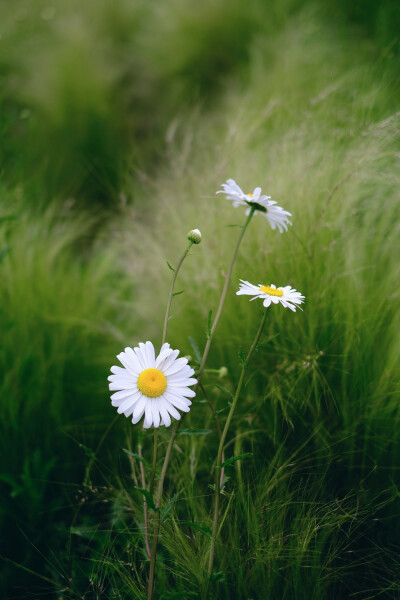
[96,12,400,598]
[1,1,400,598]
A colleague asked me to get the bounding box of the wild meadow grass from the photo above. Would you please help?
[1,1,400,598]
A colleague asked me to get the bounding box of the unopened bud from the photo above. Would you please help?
[218,366,228,379]
[187,229,202,244]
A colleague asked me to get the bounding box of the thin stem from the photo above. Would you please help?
[138,434,152,559]
[149,428,158,497]
[147,420,179,600]
[148,210,255,599]
[147,240,194,600]
[197,207,256,380]
[200,383,225,488]
[208,309,267,576]
[162,241,193,346]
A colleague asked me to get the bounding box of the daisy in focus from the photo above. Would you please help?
[237,279,305,311]
[108,341,197,428]
[217,178,292,233]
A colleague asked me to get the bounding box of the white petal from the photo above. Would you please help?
[164,357,188,376]
[162,399,181,421]
[132,396,147,420]
[117,351,138,376]
[170,386,196,398]
[111,388,138,401]
[118,391,142,414]
[167,377,197,387]
[158,400,171,427]
[138,342,152,368]
[165,394,191,412]
[152,400,160,428]
[155,346,174,368]
[110,365,128,376]
[131,405,146,424]
[132,346,147,370]
[263,297,272,307]
[160,349,180,372]
[143,403,153,429]
[109,381,137,391]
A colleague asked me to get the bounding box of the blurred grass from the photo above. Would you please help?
[1,0,400,598]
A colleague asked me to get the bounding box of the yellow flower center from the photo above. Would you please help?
[247,193,253,197]
[259,285,283,297]
[137,368,167,398]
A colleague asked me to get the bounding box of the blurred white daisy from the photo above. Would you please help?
[108,341,197,428]
[217,178,292,232]
[237,279,305,312]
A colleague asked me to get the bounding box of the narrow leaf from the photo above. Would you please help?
[213,383,234,400]
[172,290,184,297]
[161,490,183,522]
[256,333,279,350]
[238,347,247,368]
[123,449,150,467]
[188,336,202,364]
[78,443,96,460]
[136,488,157,511]
[178,429,211,436]
[218,453,253,468]
[181,521,212,537]
[166,260,175,272]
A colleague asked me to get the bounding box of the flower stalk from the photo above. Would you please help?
[208,308,267,577]
[147,238,196,600]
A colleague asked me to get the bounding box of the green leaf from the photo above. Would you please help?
[181,521,212,537]
[206,310,212,339]
[166,260,175,272]
[122,449,150,467]
[178,429,212,436]
[209,570,226,583]
[213,383,234,400]
[188,336,202,364]
[136,488,157,511]
[218,453,253,468]
[238,347,247,368]
[256,333,279,350]
[161,490,183,522]
[172,290,184,297]
[78,443,96,460]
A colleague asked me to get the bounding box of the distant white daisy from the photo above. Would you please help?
[108,341,197,428]
[217,178,292,232]
[237,279,305,312]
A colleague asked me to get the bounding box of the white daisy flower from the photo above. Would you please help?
[236,279,305,312]
[217,178,292,233]
[108,341,197,428]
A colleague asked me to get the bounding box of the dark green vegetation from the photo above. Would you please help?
[1,0,399,598]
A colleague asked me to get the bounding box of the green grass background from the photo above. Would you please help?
[1,0,400,598]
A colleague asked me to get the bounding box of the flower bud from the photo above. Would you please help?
[187,229,202,244]
[218,366,228,379]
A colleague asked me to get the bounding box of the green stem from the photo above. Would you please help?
[162,241,193,346]
[197,207,256,380]
[148,210,255,598]
[147,240,194,600]
[149,428,158,497]
[147,420,179,600]
[208,309,267,576]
